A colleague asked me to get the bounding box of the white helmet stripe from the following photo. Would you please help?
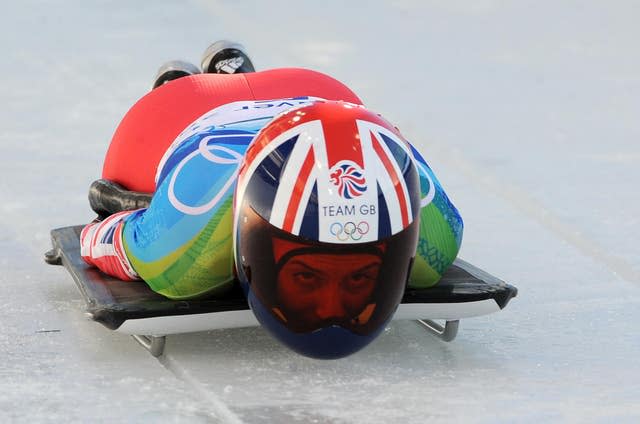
[371,130,413,224]
[269,121,323,231]
[357,120,413,234]
[233,121,322,247]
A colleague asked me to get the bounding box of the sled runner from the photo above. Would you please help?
[45,225,517,357]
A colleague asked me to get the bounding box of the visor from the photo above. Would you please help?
[237,205,418,335]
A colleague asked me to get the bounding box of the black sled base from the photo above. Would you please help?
[46,225,517,356]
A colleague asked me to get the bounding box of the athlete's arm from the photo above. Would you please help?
[407,145,464,288]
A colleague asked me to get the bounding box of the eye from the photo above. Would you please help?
[294,271,314,282]
[293,271,321,289]
[345,270,377,292]
[351,273,368,283]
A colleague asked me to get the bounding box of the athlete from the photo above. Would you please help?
[80,41,463,358]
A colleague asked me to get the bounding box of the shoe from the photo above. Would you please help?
[88,179,152,218]
[151,60,201,89]
[200,40,255,74]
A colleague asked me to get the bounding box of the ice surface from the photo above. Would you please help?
[1,0,639,422]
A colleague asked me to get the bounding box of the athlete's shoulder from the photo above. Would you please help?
[155,96,325,185]
[176,96,324,141]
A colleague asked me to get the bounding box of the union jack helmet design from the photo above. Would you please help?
[234,100,421,359]
[234,101,420,244]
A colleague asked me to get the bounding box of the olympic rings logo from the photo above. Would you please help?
[329,221,370,241]
[168,134,251,215]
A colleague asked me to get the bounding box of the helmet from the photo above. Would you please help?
[234,100,420,359]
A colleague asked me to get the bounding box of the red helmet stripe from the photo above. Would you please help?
[321,117,364,169]
[283,147,316,233]
[370,131,410,228]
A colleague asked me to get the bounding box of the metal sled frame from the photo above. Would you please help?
[46,226,517,357]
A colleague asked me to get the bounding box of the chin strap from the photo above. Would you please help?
[271,307,288,323]
[351,303,376,325]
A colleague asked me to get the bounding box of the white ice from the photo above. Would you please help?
[1,1,639,422]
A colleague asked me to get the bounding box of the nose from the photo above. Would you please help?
[315,282,346,320]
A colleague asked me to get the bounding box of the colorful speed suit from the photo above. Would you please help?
[81,69,463,299]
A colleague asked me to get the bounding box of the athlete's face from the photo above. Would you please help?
[276,252,381,331]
